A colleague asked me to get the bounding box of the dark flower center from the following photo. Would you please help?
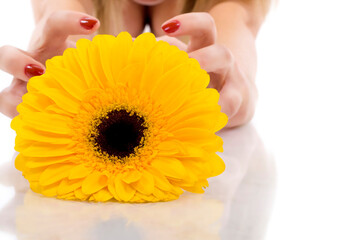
[93,109,147,159]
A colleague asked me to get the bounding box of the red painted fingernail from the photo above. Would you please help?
[80,17,97,30]
[162,20,180,33]
[24,64,45,78]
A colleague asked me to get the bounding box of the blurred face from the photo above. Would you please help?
[132,0,166,6]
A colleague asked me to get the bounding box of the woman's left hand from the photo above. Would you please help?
[160,13,257,128]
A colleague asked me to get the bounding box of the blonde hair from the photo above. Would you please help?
[93,0,271,35]
[183,0,271,14]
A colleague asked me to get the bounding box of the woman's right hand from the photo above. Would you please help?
[0,10,99,118]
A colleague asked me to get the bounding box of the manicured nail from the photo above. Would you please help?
[24,64,44,78]
[80,17,97,30]
[162,20,180,33]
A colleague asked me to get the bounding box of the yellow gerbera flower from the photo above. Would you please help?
[11,32,227,202]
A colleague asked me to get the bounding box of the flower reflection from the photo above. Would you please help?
[15,191,223,240]
[0,124,276,240]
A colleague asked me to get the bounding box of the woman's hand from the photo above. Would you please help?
[160,12,258,128]
[0,11,99,118]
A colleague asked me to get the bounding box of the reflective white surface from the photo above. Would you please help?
[2,0,360,239]
[0,125,276,240]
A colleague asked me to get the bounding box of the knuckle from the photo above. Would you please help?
[217,44,235,65]
[45,12,58,30]
[223,46,234,64]
[201,12,216,28]
[196,57,207,68]
[36,10,67,52]
[228,93,242,113]
[189,51,207,67]
[46,10,63,23]
[44,10,66,33]
[196,13,216,41]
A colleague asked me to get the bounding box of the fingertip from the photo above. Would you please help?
[161,20,181,34]
[80,17,99,31]
[24,64,45,80]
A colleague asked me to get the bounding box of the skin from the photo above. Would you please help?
[0,0,265,127]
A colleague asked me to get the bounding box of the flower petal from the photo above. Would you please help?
[181,180,209,193]
[19,92,54,112]
[156,140,181,156]
[121,170,143,184]
[128,32,157,65]
[27,74,61,93]
[93,188,113,202]
[130,170,155,195]
[20,112,72,134]
[147,169,173,192]
[153,187,166,200]
[26,155,75,168]
[151,63,191,116]
[115,63,143,86]
[14,154,27,172]
[111,32,133,80]
[92,34,116,87]
[40,182,59,197]
[87,40,108,89]
[208,153,226,177]
[45,61,87,100]
[58,192,77,200]
[181,158,212,177]
[171,128,222,150]
[62,48,86,84]
[168,88,221,121]
[18,142,75,157]
[138,41,166,92]
[24,166,47,181]
[114,174,136,201]
[57,178,83,195]
[168,114,220,132]
[75,38,103,89]
[82,171,108,195]
[74,188,90,201]
[43,88,80,114]
[68,164,93,180]
[214,113,228,132]
[15,125,73,145]
[39,164,74,186]
[163,45,189,71]
[151,157,187,179]
[107,177,121,201]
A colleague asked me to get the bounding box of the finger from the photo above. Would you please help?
[161,12,216,52]
[0,45,45,81]
[41,11,99,47]
[218,80,243,120]
[188,44,234,75]
[188,44,234,90]
[157,35,187,51]
[0,78,28,118]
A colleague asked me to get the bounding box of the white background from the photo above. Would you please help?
[1,0,360,239]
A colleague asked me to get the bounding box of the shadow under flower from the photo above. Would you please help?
[0,124,276,240]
